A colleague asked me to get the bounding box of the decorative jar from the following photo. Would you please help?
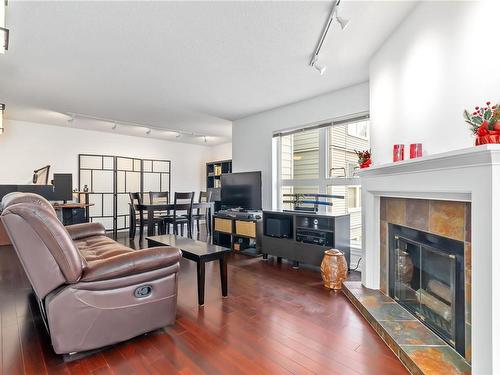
[320,249,348,290]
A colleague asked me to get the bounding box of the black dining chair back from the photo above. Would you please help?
[166,192,195,238]
[192,191,213,237]
[129,192,143,206]
[149,191,169,204]
[173,192,195,217]
[149,191,170,218]
[128,192,143,239]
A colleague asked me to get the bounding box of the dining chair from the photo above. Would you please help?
[129,192,163,239]
[163,192,195,238]
[191,191,212,237]
[149,191,170,232]
[128,192,143,239]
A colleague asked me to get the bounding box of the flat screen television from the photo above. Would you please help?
[221,171,262,211]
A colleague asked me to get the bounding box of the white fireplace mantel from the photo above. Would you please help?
[359,144,500,374]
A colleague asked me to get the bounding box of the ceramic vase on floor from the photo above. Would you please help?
[320,249,348,290]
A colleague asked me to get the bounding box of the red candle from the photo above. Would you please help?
[410,143,422,159]
[393,144,404,162]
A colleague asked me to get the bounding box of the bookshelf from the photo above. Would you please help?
[206,159,232,211]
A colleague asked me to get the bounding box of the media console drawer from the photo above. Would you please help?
[214,218,233,233]
[235,220,256,238]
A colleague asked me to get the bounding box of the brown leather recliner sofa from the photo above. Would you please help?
[0,192,182,355]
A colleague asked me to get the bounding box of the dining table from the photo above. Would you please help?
[130,202,214,237]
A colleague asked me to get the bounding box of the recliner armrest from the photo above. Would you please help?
[65,222,106,240]
[81,247,182,282]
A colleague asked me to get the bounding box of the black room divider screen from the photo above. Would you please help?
[78,154,171,237]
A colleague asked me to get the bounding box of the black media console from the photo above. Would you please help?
[261,210,350,269]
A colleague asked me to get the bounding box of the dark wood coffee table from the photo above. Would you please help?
[146,234,231,306]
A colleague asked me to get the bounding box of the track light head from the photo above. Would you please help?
[311,56,326,75]
[336,14,349,30]
[146,128,151,135]
[175,132,182,139]
[68,114,75,124]
[203,136,207,144]
[111,122,117,130]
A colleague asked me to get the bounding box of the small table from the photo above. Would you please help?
[146,234,231,305]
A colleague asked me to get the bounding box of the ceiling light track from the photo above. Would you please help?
[309,0,349,75]
[65,112,210,139]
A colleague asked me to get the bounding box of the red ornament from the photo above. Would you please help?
[360,159,372,169]
[393,144,404,162]
[410,143,423,159]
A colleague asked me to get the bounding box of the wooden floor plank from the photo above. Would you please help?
[0,229,408,375]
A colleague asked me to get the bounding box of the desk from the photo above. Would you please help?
[131,202,214,237]
[53,203,94,225]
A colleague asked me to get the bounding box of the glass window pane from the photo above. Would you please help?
[327,185,362,247]
[328,121,370,178]
[280,128,319,180]
[281,186,319,211]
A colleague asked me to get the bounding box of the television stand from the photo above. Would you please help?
[261,210,350,269]
[212,212,263,256]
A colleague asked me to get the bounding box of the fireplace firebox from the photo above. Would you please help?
[388,224,465,356]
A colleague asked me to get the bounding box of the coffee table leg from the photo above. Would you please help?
[197,261,206,305]
[219,255,228,297]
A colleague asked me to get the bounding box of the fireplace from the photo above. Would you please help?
[388,224,465,356]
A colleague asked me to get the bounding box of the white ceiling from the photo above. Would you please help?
[0,1,416,145]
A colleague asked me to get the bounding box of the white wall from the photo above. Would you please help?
[209,142,232,162]
[370,1,500,164]
[232,82,369,209]
[0,120,214,193]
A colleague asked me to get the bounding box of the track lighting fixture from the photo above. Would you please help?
[309,0,349,75]
[1,0,9,54]
[64,113,210,141]
[336,14,349,30]
[311,56,326,75]
[0,103,5,134]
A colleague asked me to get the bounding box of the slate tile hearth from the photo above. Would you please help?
[343,281,471,375]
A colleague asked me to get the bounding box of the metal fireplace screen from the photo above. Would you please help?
[388,224,465,356]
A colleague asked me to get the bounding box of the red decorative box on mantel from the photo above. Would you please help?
[475,132,500,145]
[393,144,404,162]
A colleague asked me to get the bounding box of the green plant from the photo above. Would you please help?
[464,101,499,135]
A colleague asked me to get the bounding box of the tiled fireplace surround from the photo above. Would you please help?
[351,145,500,374]
[380,197,471,361]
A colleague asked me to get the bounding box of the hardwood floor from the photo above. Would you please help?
[0,230,408,375]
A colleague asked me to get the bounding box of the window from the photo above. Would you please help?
[276,115,369,248]
[280,128,319,180]
[347,186,361,210]
[347,120,369,139]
